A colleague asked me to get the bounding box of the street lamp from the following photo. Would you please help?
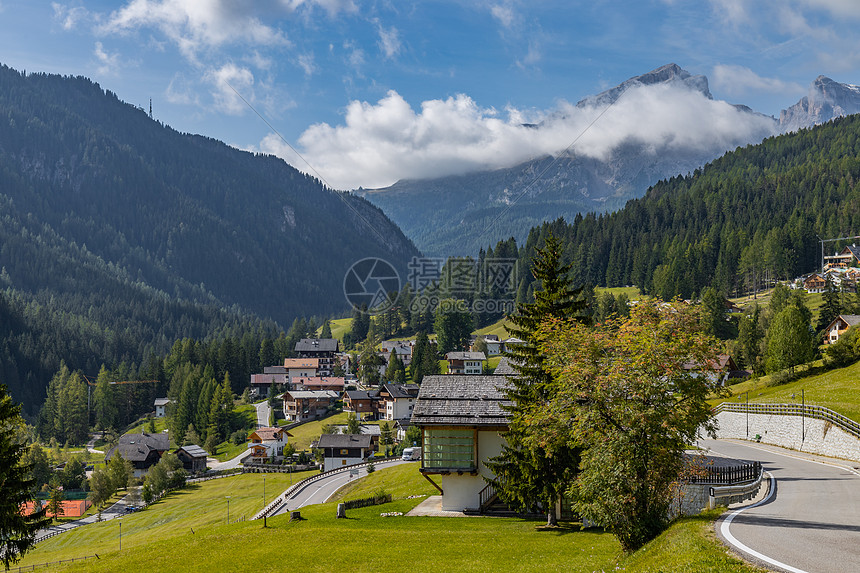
[263,474,267,528]
[118,518,122,552]
[226,496,231,525]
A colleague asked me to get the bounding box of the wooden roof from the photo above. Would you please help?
[411,375,511,427]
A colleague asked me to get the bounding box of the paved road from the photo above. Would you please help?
[702,439,860,573]
[270,459,411,516]
[255,400,271,428]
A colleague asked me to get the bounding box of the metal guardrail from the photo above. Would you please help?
[714,402,860,440]
[253,456,400,520]
[707,468,766,510]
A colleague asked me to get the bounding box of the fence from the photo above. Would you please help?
[342,494,392,510]
[10,554,98,571]
[714,402,860,440]
[688,462,762,485]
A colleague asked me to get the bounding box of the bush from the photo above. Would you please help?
[230,429,247,446]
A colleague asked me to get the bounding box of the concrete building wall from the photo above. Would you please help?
[438,430,506,511]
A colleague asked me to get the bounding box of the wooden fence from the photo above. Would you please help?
[10,554,98,571]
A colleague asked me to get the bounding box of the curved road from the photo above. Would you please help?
[270,459,410,516]
[702,439,860,573]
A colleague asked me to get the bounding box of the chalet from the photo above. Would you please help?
[154,398,170,418]
[316,433,373,472]
[411,375,511,512]
[250,366,289,396]
[282,390,339,422]
[682,354,747,385]
[823,245,860,269]
[329,424,382,449]
[445,352,486,375]
[247,427,292,461]
[292,376,345,393]
[380,341,413,367]
[501,337,525,350]
[106,433,170,478]
[824,314,860,344]
[175,444,208,474]
[472,335,502,355]
[282,358,320,385]
[295,338,339,376]
[343,390,379,420]
[378,383,420,421]
[804,274,827,293]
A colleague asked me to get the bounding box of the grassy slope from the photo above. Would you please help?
[328,318,353,342]
[29,464,766,573]
[716,359,860,422]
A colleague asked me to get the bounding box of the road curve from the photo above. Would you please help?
[702,439,860,573]
[270,459,411,516]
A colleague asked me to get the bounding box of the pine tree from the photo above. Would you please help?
[486,233,589,526]
[0,383,51,566]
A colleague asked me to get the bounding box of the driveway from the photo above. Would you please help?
[255,400,271,428]
[702,439,860,573]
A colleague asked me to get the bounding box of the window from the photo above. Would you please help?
[423,428,475,471]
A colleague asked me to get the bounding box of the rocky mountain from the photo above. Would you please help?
[780,75,860,132]
[357,64,778,256]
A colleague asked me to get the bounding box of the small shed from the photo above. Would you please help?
[176,444,208,474]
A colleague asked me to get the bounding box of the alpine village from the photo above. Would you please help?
[4,4,860,573]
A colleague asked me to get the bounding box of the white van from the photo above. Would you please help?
[401,447,421,461]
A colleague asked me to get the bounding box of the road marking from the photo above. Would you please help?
[720,473,810,573]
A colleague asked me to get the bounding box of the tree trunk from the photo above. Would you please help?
[546,508,557,527]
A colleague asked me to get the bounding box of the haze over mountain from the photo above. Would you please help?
[0,64,418,409]
[356,65,860,256]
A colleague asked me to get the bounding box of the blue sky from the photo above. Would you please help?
[1,1,859,189]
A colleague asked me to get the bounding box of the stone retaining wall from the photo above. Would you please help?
[714,410,860,462]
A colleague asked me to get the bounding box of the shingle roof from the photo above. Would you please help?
[492,356,520,376]
[283,358,319,369]
[446,351,486,361]
[177,445,208,458]
[840,314,860,327]
[381,383,419,399]
[251,427,286,441]
[295,338,339,352]
[317,433,373,449]
[284,390,339,399]
[107,432,169,463]
[345,390,378,401]
[154,398,170,407]
[411,375,511,427]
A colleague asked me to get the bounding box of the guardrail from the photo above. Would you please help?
[707,468,766,510]
[253,456,400,520]
[714,402,860,440]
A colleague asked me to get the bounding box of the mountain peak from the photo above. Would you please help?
[780,75,860,132]
[576,63,712,109]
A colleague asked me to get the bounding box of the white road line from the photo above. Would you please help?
[719,473,810,573]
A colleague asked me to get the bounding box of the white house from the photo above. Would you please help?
[411,374,511,512]
[824,314,860,344]
[153,398,170,418]
[378,383,419,421]
[246,427,292,461]
[282,358,319,385]
[445,352,486,375]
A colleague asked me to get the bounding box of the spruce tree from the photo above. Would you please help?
[486,233,589,526]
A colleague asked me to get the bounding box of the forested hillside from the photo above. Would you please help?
[0,64,418,413]
[510,115,860,299]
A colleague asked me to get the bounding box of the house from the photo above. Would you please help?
[411,375,511,512]
[295,338,340,376]
[316,433,373,472]
[282,390,339,422]
[175,444,208,474]
[329,424,382,449]
[106,432,170,478]
[282,358,320,385]
[824,314,860,344]
[682,354,747,385]
[823,244,860,269]
[470,335,502,355]
[380,341,413,367]
[246,427,292,461]
[395,419,415,442]
[501,337,525,351]
[804,274,827,293]
[343,390,379,420]
[378,383,420,421]
[154,398,170,418]
[250,366,289,396]
[445,352,486,375]
[292,376,345,393]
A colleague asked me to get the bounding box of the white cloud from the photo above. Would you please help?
[205,63,255,115]
[94,42,122,75]
[490,3,516,29]
[260,82,777,190]
[708,0,751,27]
[101,1,290,62]
[375,21,401,60]
[281,0,358,17]
[165,73,200,106]
[711,64,804,96]
[53,3,90,30]
[295,53,317,76]
[801,0,860,19]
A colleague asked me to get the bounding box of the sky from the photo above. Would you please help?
[1,0,860,190]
